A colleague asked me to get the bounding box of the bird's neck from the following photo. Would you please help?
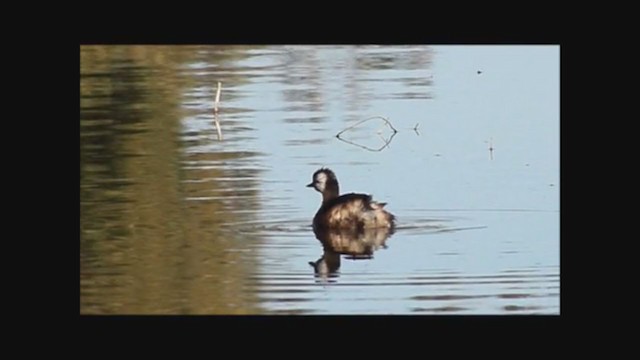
[322,183,339,204]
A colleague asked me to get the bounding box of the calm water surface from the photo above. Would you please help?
[80,45,559,314]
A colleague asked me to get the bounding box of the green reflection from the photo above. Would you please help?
[80,45,262,314]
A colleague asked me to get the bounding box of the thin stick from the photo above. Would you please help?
[214,82,222,113]
[335,116,397,138]
[213,82,223,140]
[214,113,223,141]
[377,133,392,150]
[488,137,494,160]
[336,130,397,152]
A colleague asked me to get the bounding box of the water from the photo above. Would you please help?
[80,45,559,314]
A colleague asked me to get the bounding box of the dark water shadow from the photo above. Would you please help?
[309,226,394,281]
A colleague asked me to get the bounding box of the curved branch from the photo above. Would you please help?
[336,129,397,152]
[335,116,397,138]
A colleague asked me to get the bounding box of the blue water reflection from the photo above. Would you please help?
[81,45,559,314]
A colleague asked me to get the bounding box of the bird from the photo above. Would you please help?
[306,168,395,230]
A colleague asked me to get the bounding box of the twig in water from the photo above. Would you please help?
[335,116,398,152]
[337,131,397,152]
[377,133,388,146]
[488,137,494,160]
[213,81,223,140]
[214,82,222,113]
[335,116,398,138]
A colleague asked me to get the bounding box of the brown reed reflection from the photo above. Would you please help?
[80,45,263,314]
[309,226,394,279]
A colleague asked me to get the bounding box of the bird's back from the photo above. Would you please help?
[313,193,395,230]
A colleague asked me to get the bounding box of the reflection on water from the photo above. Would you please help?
[81,46,265,314]
[81,45,559,314]
[309,226,394,280]
[407,268,559,314]
[335,116,399,152]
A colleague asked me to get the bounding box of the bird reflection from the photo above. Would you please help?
[309,226,394,280]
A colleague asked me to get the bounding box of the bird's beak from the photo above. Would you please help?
[306,182,314,188]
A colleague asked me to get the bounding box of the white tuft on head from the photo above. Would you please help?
[313,172,328,191]
[316,172,327,183]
